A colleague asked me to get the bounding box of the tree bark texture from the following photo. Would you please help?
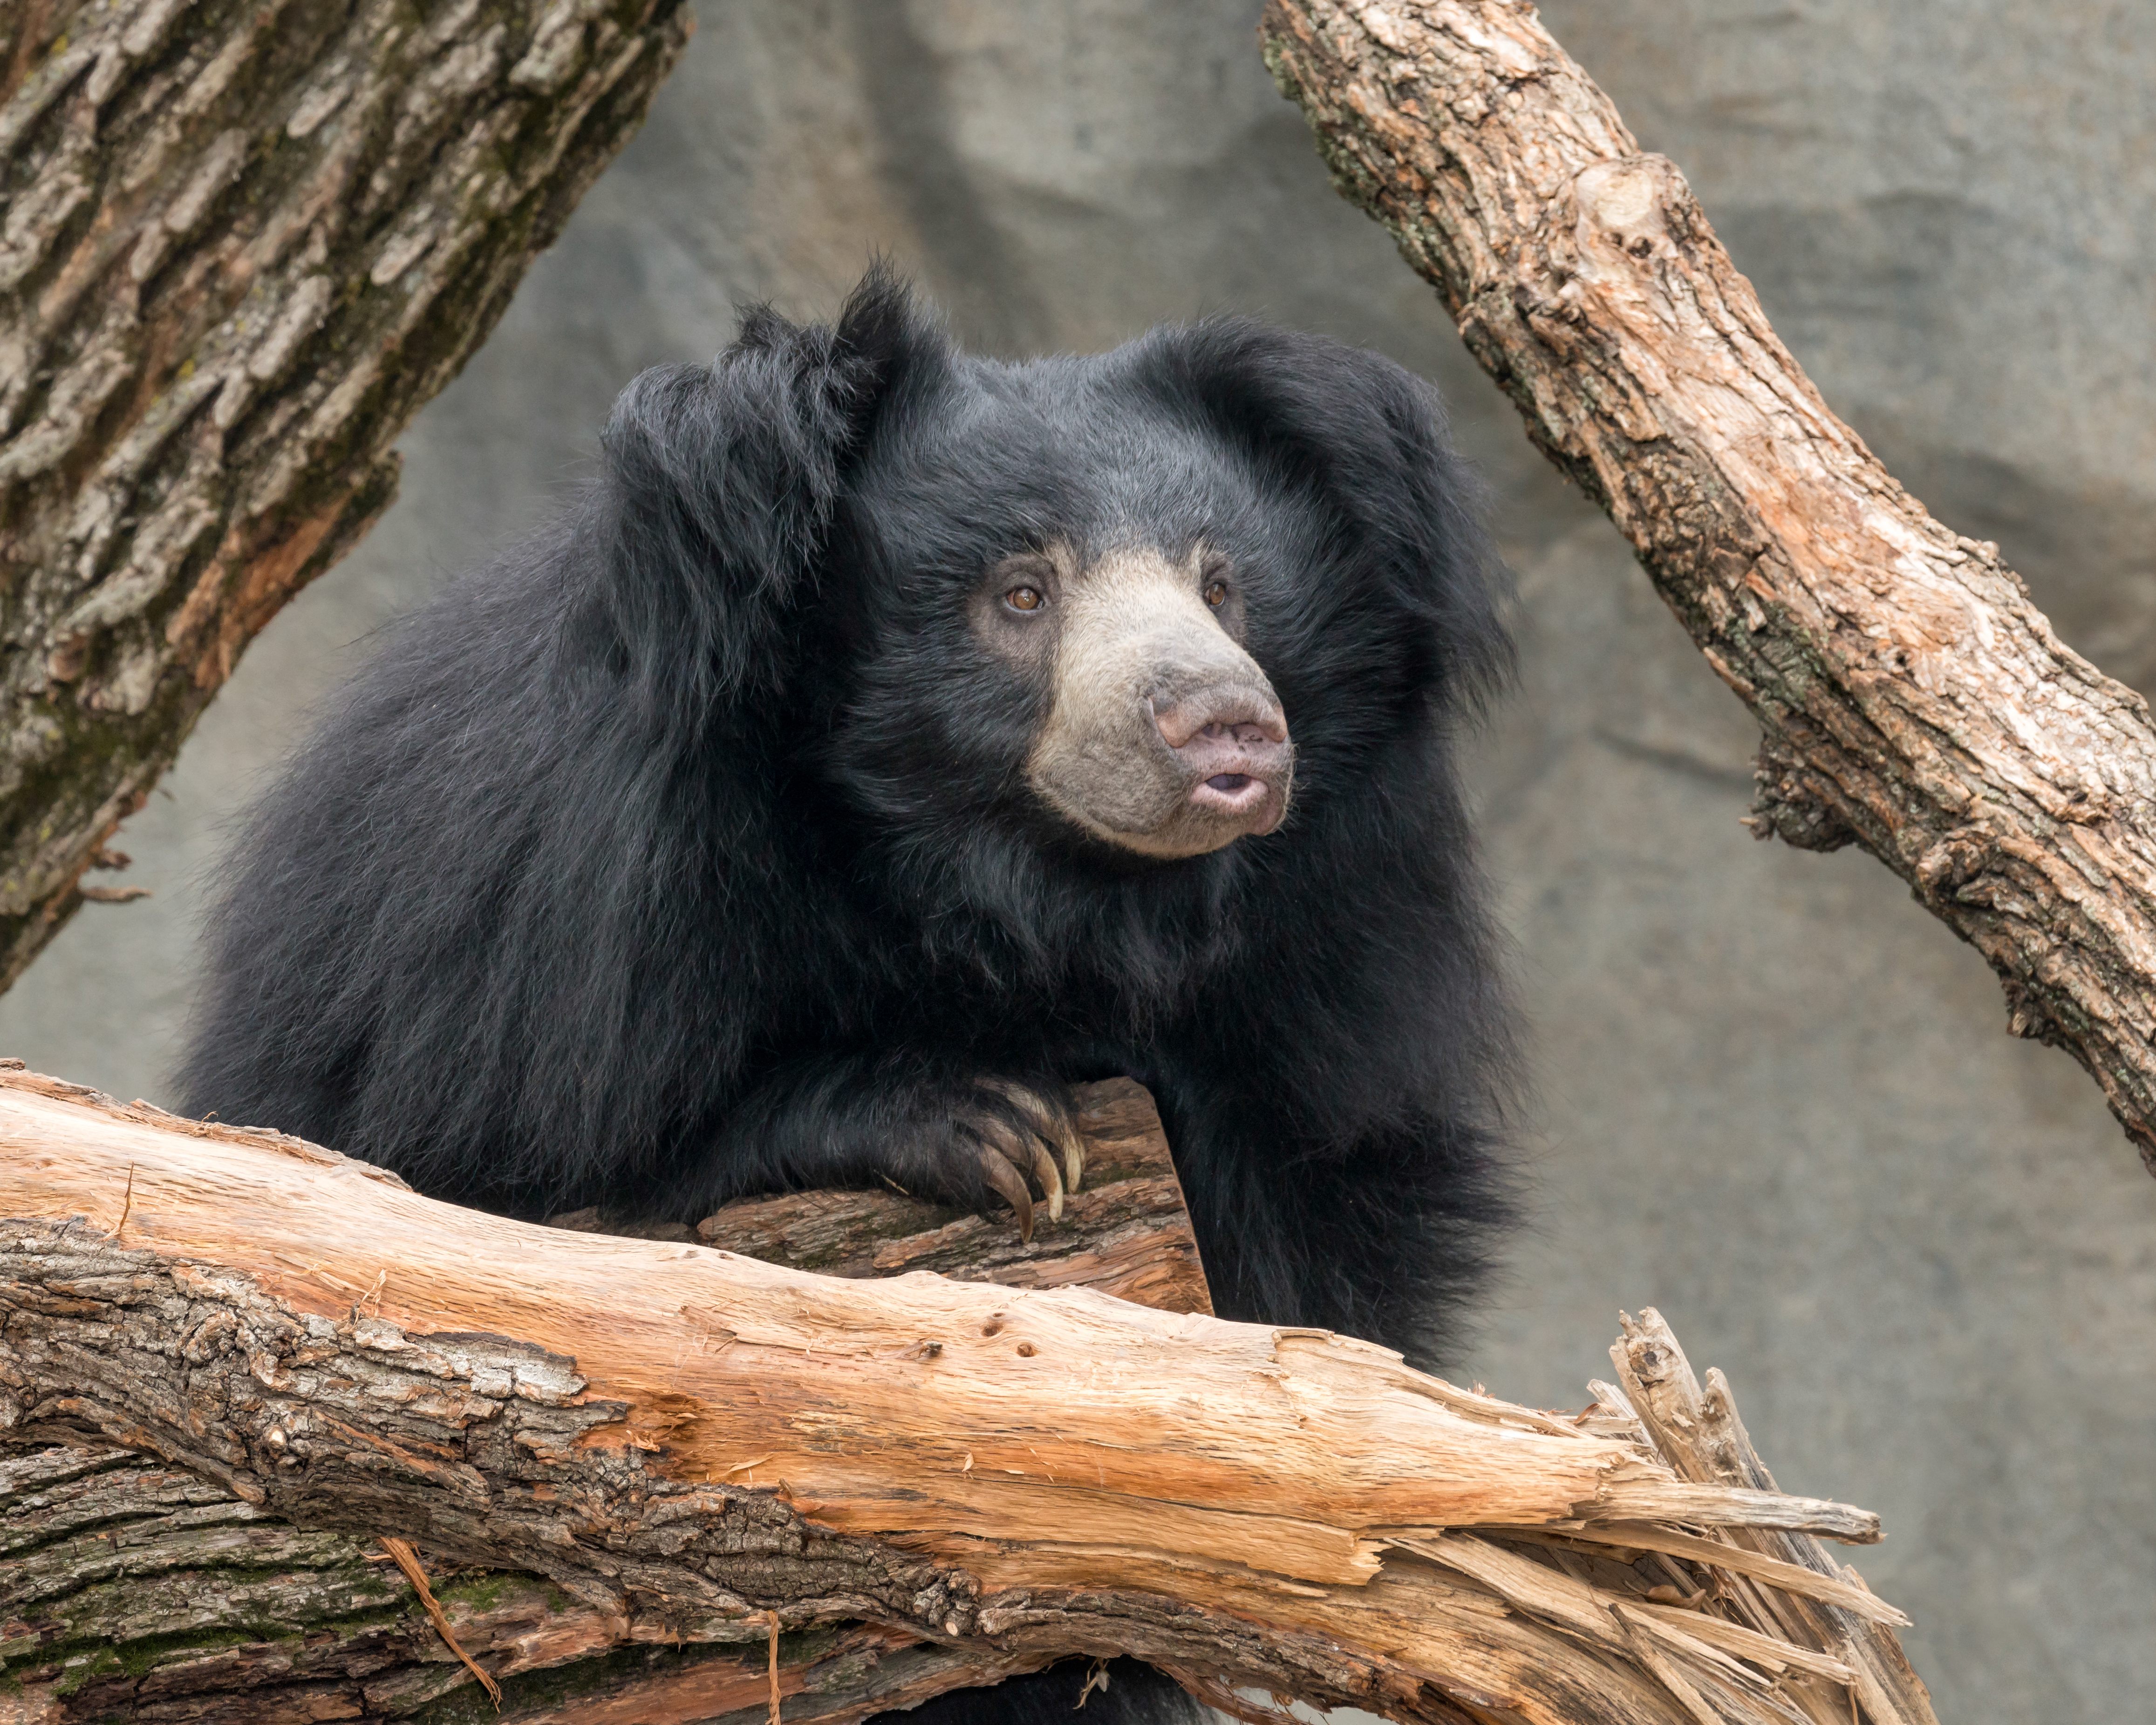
[0,1064,1935,1725]
[0,0,693,991]
[1260,0,2156,1177]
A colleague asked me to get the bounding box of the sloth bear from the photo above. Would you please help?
[178,270,1515,1725]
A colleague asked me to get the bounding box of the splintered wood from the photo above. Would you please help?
[0,1066,1936,1724]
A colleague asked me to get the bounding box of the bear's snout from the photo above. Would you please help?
[1149,685,1286,751]
[1148,685,1292,837]
[1020,543,1296,860]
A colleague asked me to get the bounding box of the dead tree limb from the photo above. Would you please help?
[1260,0,2156,1177]
[0,1065,1936,1725]
[0,0,693,991]
[0,1077,1190,1724]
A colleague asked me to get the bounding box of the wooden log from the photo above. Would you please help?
[0,0,693,991]
[0,1063,1937,1725]
[550,1077,1213,1318]
[0,1078,1193,1723]
[1259,0,2156,1178]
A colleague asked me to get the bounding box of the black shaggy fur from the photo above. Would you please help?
[178,271,1517,1725]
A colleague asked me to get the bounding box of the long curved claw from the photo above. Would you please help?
[976,1110,1063,1226]
[1049,1112,1085,1194]
[976,1140,1035,1242]
[985,1080,1086,1195]
[1027,1136,1065,1223]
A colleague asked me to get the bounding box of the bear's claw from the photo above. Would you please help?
[1045,1106,1090,1197]
[967,1082,1085,1241]
[976,1140,1037,1239]
[983,1080,1087,1195]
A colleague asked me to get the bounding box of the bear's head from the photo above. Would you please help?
[597,269,1506,886]
[945,537,1292,862]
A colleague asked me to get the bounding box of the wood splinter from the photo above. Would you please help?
[378,1535,503,1708]
[766,1611,784,1725]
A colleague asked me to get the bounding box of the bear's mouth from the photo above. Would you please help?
[1146,695,1293,841]
[1189,770,1280,826]
[1195,771,1259,804]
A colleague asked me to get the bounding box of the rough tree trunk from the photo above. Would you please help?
[1260,0,2156,1178]
[0,0,693,990]
[0,1065,1936,1725]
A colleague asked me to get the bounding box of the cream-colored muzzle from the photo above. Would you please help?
[1025,548,1292,859]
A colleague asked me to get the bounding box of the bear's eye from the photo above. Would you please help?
[1202,579,1229,609]
[1004,585,1045,613]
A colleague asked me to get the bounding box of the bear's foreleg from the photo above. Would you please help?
[689,1053,1084,1239]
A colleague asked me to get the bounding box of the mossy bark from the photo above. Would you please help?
[0,1442,1017,1725]
[0,0,693,991]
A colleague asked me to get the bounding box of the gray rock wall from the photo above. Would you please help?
[6,4,2151,1716]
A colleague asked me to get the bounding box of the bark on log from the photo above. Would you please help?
[0,1065,1937,1725]
[1260,0,2156,1177]
[0,1077,1192,1724]
[0,0,693,991]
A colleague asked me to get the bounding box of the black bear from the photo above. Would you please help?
[178,270,1516,1725]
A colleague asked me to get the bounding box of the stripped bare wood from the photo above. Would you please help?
[1622,1605,1857,1687]
[1581,1482,1880,1544]
[1532,1524,1907,1628]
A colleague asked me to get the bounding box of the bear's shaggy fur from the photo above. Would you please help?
[179,271,1516,1725]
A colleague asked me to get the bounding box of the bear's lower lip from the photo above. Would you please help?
[1189,773,1269,815]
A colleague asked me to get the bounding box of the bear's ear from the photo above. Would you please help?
[1133,320,1513,715]
[589,266,949,718]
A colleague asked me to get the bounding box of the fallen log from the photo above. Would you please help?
[1260,0,2156,1178]
[0,1065,1936,1725]
[0,1078,1191,1723]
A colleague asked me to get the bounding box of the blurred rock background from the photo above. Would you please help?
[7,3,2152,1716]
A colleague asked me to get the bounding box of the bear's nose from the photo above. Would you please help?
[1147,684,1294,838]
[1149,685,1288,752]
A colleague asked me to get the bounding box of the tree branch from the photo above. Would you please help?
[0,1065,1934,1724]
[0,0,693,991]
[0,1075,1194,1724]
[1260,0,2156,1176]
